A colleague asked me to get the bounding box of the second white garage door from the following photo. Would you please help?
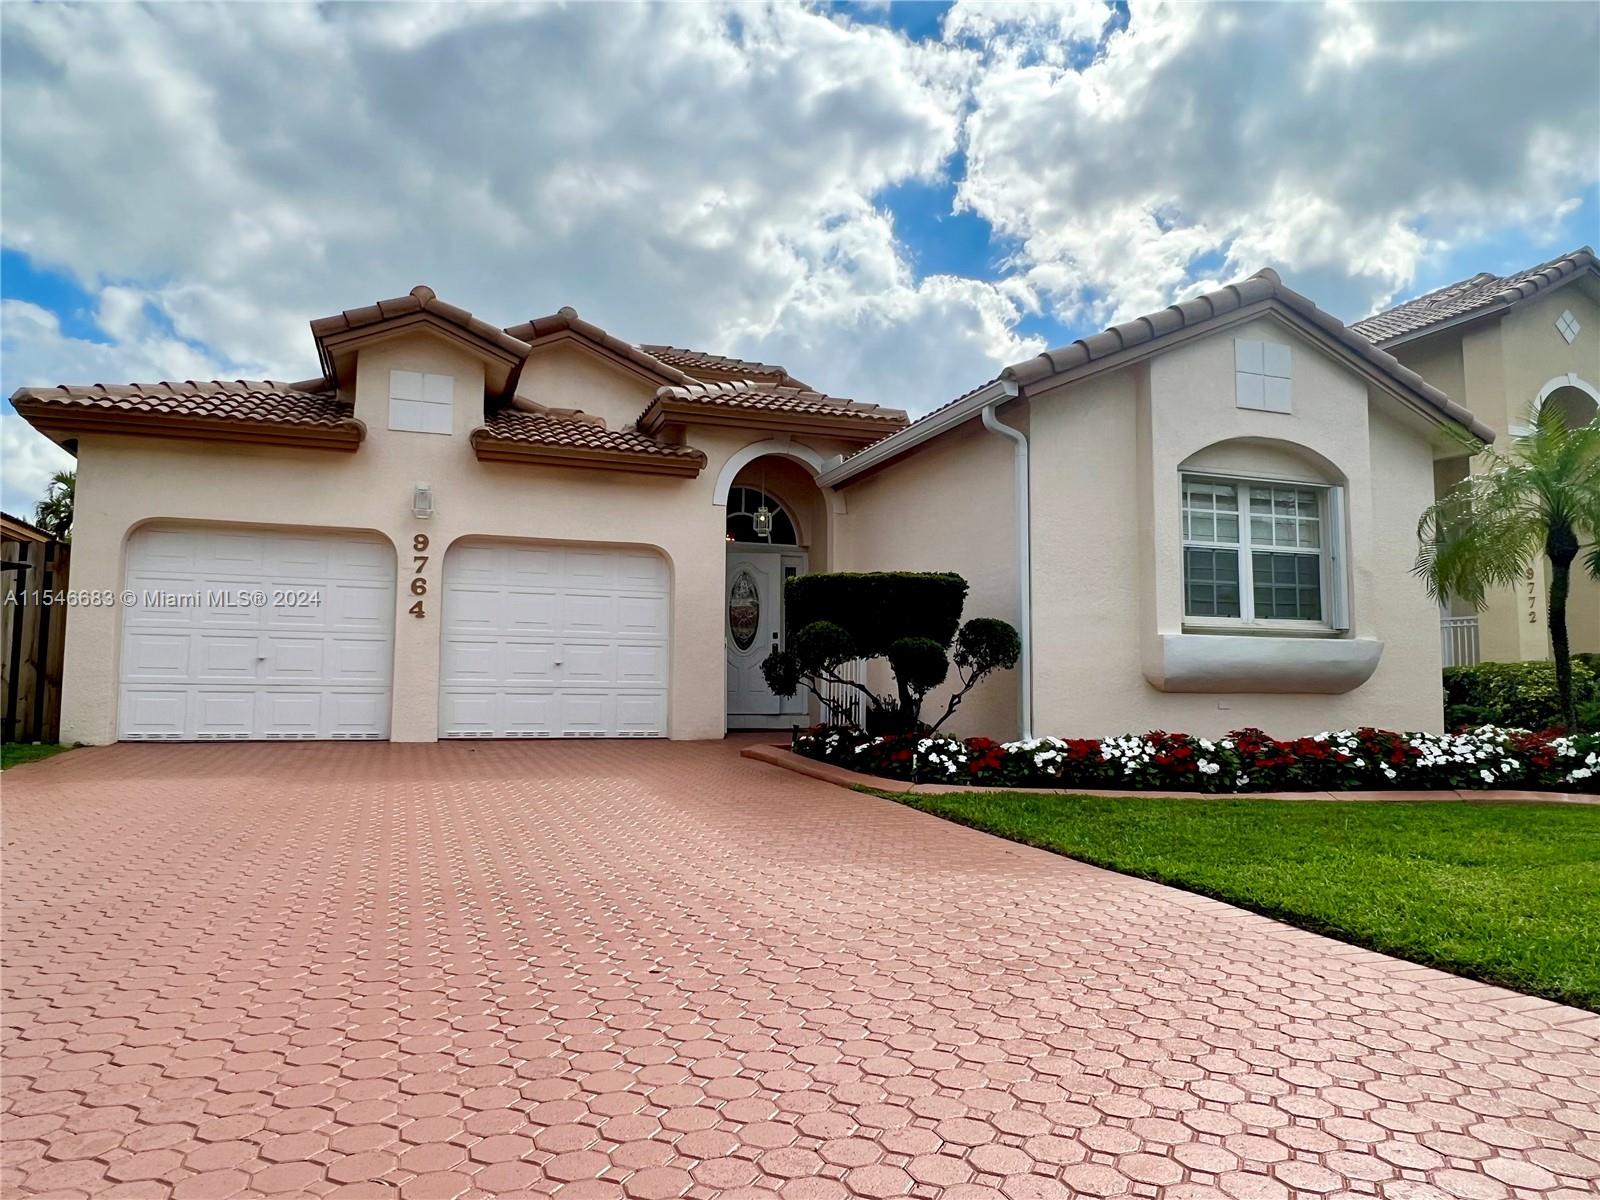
[439,542,669,738]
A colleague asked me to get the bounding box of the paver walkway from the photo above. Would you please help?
[3,740,1597,1199]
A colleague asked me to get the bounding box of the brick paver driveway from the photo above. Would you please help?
[4,741,1598,1200]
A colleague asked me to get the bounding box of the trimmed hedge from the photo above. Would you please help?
[784,572,967,657]
[1443,660,1599,732]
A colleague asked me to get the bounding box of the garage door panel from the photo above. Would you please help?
[439,691,497,735]
[328,638,392,683]
[195,690,255,737]
[327,692,390,736]
[503,692,559,735]
[206,532,269,575]
[441,542,667,738]
[197,635,260,679]
[561,591,618,635]
[557,692,613,735]
[124,576,207,625]
[560,642,615,685]
[618,553,668,590]
[563,551,618,588]
[329,582,394,632]
[501,591,559,634]
[258,691,323,737]
[616,693,667,736]
[121,526,394,740]
[618,595,669,636]
[119,689,188,737]
[122,632,193,679]
[617,644,668,685]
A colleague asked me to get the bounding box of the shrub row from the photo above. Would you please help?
[1443,659,1600,732]
[794,725,1600,794]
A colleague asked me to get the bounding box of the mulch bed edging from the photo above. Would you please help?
[741,743,1599,805]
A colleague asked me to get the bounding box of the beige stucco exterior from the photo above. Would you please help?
[834,312,1452,738]
[57,329,859,745]
[1387,280,1600,661]
[40,272,1499,747]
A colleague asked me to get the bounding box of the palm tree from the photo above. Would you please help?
[1416,404,1600,730]
[34,469,74,543]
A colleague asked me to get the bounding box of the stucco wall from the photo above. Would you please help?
[831,418,1021,738]
[1024,314,1445,738]
[58,329,851,745]
[514,341,660,429]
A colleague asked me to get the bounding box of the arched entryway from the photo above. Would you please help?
[721,448,831,729]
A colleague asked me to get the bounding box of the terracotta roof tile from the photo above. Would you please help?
[1350,247,1598,344]
[475,407,705,462]
[1006,267,1494,443]
[646,380,907,422]
[10,379,353,428]
[638,345,792,381]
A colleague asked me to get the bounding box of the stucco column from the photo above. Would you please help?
[387,519,443,742]
[58,445,123,746]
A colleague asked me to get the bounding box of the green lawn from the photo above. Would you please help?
[882,788,1600,1010]
[1,743,72,771]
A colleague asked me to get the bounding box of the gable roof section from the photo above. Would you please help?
[311,285,530,395]
[1349,247,1598,346]
[10,379,365,453]
[505,307,694,389]
[1004,267,1491,441]
[823,267,1493,487]
[637,380,908,442]
[470,407,706,477]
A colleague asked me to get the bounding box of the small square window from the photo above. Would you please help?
[389,369,454,435]
[1556,310,1581,344]
[1234,338,1293,412]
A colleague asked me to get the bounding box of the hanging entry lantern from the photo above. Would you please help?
[752,503,774,539]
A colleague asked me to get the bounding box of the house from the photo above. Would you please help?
[13,268,1488,745]
[1350,247,1600,668]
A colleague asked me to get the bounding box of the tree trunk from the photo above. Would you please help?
[1547,522,1579,731]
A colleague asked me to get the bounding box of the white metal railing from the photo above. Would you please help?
[817,657,869,727]
[1441,616,1480,668]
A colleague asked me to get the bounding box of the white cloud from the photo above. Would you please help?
[0,2,1021,424]
[952,0,1599,324]
[1,298,237,511]
[0,0,1595,502]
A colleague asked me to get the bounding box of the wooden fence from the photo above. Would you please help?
[2,539,71,744]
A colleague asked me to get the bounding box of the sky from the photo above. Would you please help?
[2,0,1597,517]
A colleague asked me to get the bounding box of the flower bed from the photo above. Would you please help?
[792,725,1600,794]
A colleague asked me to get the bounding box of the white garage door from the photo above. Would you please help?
[120,526,395,740]
[440,542,669,738]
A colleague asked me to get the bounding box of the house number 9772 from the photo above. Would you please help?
[410,533,429,618]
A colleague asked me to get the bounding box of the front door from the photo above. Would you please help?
[726,548,807,726]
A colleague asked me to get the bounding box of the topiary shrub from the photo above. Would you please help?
[764,571,1018,733]
[1443,659,1599,732]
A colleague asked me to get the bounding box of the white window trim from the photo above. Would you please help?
[1181,471,1349,635]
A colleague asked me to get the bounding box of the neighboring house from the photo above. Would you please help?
[13,270,1487,745]
[1351,247,1600,668]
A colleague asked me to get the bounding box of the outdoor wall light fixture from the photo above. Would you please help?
[412,482,434,519]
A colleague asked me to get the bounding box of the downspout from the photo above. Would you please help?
[981,382,1032,740]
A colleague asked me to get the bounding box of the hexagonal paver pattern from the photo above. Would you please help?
[3,739,1598,1197]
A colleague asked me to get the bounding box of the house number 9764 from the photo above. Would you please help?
[410,533,429,618]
